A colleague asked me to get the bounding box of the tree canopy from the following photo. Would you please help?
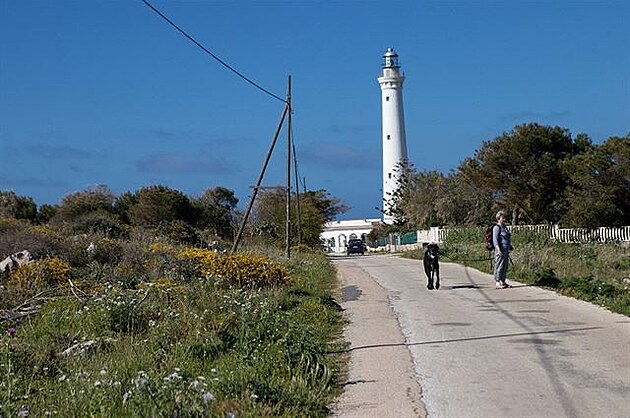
[390,124,628,229]
[250,188,347,248]
[191,187,239,240]
[0,191,37,221]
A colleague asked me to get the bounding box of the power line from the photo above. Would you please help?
[139,0,287,104]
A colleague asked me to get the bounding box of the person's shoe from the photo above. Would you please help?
[496,282,505,289]
[498,281,512,288]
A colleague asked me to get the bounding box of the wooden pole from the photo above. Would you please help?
[231,102,289,254]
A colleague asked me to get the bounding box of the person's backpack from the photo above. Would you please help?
[484,224,497,251]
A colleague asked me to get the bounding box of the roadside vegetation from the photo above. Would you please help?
[0,184,347,417]
[405,227,630,317]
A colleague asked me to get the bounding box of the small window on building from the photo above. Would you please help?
[387,134,391,140]
[388,173,392,179]
[386,96,390,101]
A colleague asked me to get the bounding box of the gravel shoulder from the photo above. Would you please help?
[329,256,426,418]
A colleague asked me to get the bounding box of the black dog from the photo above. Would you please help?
[423,243,440,290]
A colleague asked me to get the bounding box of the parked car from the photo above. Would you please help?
[346,239,365,255]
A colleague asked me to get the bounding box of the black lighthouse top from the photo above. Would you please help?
[382,48,400,69]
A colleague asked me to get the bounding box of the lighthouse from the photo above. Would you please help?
[378,48,408,222]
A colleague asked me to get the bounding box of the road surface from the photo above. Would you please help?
[330,254,630,418]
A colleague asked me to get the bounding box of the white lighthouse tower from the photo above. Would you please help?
[378,47,408,222]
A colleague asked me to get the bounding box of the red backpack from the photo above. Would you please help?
[484,224,497,251]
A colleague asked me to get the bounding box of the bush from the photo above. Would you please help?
[6,257,71,289]
[177,248,290,288]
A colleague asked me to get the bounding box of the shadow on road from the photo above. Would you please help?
[327,326,602,353]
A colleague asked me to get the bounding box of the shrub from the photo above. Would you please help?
[90,238,124,264]
[177,248,290,288]
[7,257,71,289]
[532,268,561,288]
[0,221,65,261]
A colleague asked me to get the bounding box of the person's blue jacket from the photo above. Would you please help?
[492,224,511,254]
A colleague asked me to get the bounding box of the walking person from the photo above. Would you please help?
[493,210,512,289]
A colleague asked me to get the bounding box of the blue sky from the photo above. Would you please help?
[1,1,628,220]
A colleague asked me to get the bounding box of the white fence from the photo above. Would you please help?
[421,225,630,245]
[550,225,630,243]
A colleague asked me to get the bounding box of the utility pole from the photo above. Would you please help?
[231,76,294,256]
[231,100,289,255]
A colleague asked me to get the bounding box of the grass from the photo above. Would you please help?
[1,241,346,417]
[406,227,630,316]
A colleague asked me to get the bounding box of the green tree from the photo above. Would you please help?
[36,204,57,224]
[251,188,347,248]
[388,160,494,229]
[390,169,447,229]
[562,135,630,227]
[192,187,239,240]
[459,123,579,224]
[0,191,37,221]
[113,191,137,225]
[128,185,194,227]
[49,185,126,236]
[435,170,495,226]
[53,185,115,222]
[299,190,348,248]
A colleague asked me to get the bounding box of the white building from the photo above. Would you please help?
[320,218,383,253]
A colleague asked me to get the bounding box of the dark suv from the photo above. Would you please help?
[346,239,365,256]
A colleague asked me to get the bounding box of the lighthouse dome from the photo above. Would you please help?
[382,48,400,69]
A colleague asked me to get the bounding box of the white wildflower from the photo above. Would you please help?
[122,391,132,405]
[18,405,29,417]
[202,392,215,404]
[164,370,182,382]
[133,371,150,388]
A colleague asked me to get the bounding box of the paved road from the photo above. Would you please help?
[330,254,630,418]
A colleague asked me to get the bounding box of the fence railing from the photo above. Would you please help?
[335,224,630,254]
[420,224,630,244]
[550,225,630,243]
